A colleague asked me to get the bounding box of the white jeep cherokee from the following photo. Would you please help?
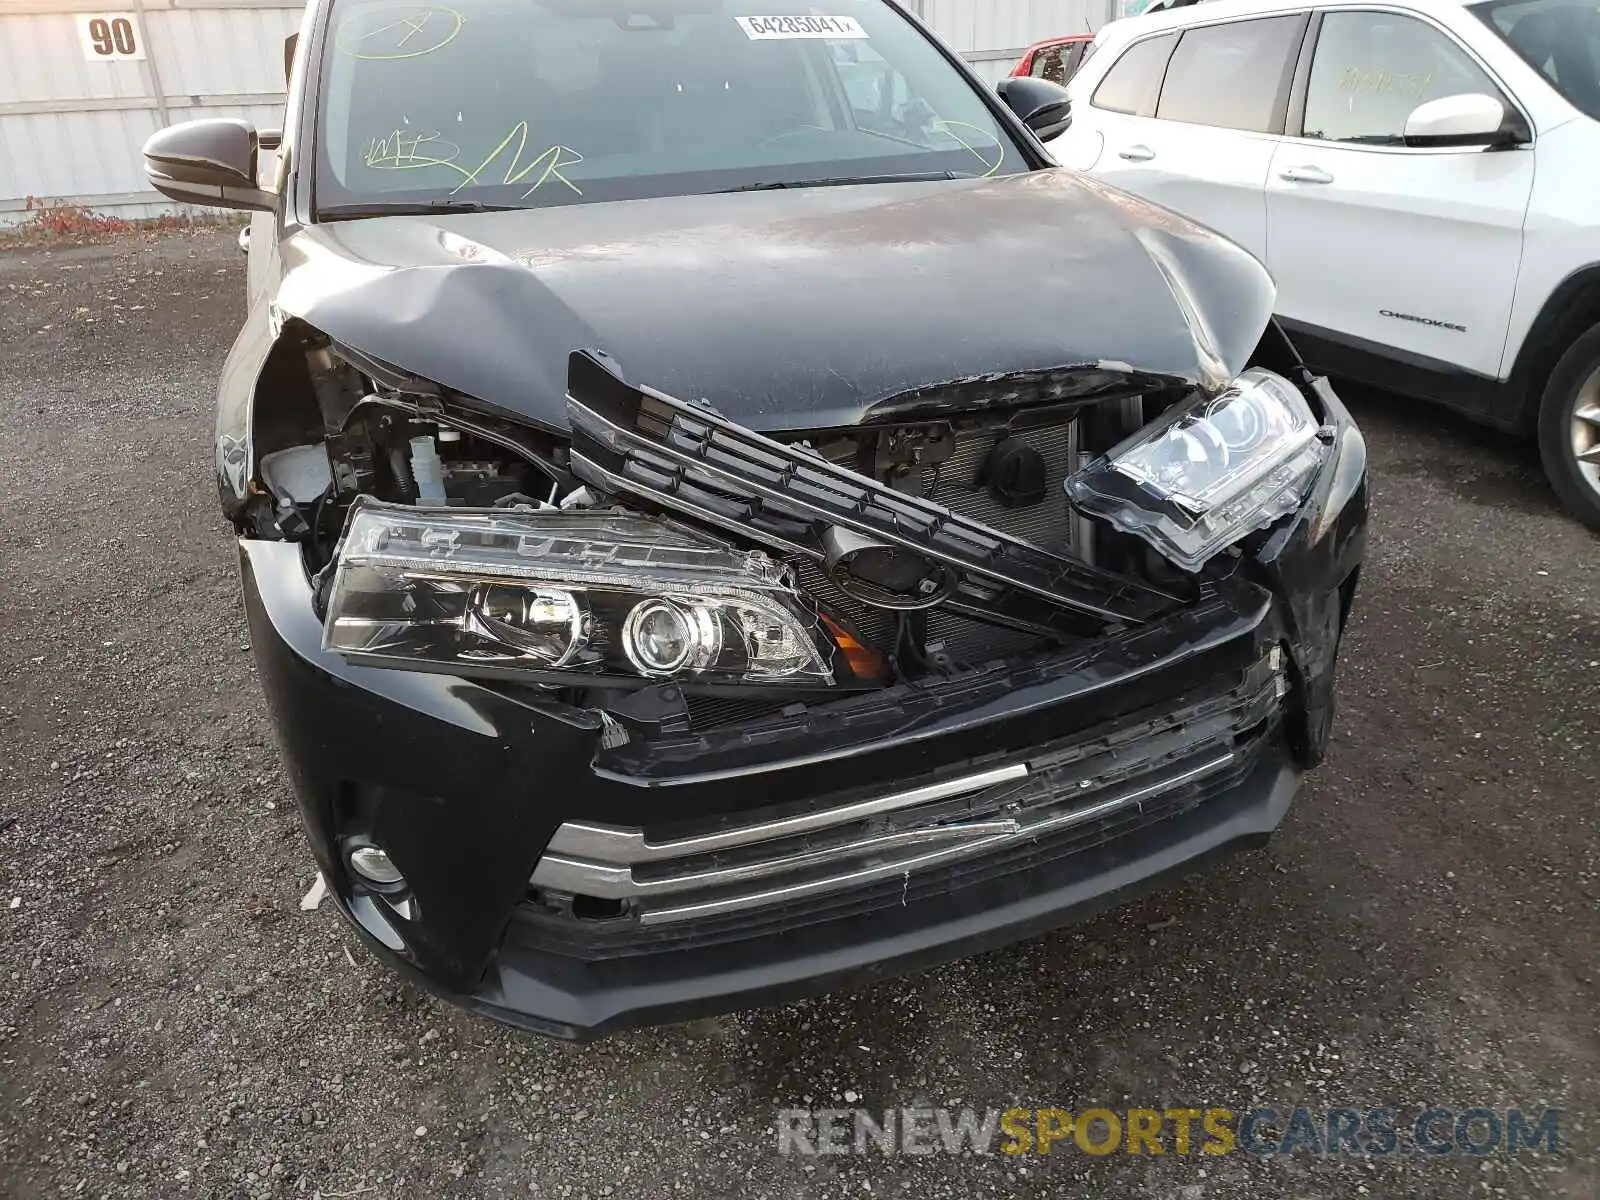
[1056,0,1600,529]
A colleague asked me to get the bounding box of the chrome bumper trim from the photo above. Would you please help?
[543,761,1028,864]
[530,752,1234,926]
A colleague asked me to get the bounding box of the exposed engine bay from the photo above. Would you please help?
[243,327,1328,735]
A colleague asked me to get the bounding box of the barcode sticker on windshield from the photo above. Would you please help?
[736,15,868,39]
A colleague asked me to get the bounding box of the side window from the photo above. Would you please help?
[1029,44,1067,84]
[1032,42,1086,84]
[1091,33,1178,116]
[1061,42,1087,80]
[1302,11,1508,143]
[1155,16,1305,132]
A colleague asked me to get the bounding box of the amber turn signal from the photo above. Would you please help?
[822,615,889,682]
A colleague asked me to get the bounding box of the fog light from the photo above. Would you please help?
[349,845,404,885]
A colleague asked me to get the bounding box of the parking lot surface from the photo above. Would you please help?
[1,230,1596,1198]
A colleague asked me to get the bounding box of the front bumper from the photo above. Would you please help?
[243,470,1361,1042]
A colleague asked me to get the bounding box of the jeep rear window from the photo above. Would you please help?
[1091,33,1178,115]
[1472,0,1600,119]
[313,0,1027,214]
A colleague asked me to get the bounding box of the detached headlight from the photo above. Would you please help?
[1065,368,1326,572]
[323,498,837,685]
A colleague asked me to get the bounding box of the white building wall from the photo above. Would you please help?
[0,0,301,224]
[0,0,1111,226]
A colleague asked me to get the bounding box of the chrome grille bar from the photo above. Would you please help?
[544,762,1028,864]
[530,752,1234,926]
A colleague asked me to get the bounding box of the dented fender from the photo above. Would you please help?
[215,292,280,519]
[1249,374,1369,765]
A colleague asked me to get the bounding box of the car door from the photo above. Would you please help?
[1085,15,1308,262]
[1265,9,1535,381]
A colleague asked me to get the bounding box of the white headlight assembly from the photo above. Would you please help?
[1065,368,1326,572]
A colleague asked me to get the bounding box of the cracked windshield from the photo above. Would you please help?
[316,0,1028,211]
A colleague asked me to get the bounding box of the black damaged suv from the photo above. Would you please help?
[145,0,1367,1038]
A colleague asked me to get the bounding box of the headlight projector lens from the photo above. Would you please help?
[623,599,716,676]
[469,584,587,666]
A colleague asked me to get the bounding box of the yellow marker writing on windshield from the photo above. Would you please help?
[935,119,1004,178]
[364,128,465,173]
[450,122,584,197]
[360,123,582,197]
[336,4,464,60]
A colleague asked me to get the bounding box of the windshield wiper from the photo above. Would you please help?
[713,169,971,193]
[317,199,529,221]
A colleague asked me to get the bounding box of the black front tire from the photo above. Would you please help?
[1536,325,1600,533]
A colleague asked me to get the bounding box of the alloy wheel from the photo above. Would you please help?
[1572,366,1600,497]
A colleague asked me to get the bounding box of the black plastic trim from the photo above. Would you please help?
[1285,11,1322,137]
[1502,264,1600,430]
[1278,316,1509,424]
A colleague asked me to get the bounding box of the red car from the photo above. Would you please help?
[1010,33,1096,86]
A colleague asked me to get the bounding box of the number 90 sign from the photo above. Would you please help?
[75,13,145,60]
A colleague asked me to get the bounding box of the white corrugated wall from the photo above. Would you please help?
[0,0,303,224]
[0,0,1111,226]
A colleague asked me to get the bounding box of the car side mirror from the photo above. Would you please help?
[1403,92,1526,148]
[143,118,275,212]
[995,76,1072,142]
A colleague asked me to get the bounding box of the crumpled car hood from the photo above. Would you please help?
[275,168,1276,432]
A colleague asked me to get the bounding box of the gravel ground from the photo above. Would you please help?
[1,229,1596,1200]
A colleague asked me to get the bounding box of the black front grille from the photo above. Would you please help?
[565,359,1182,633]
[923,609,1050,665]
[685,694,797,731]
